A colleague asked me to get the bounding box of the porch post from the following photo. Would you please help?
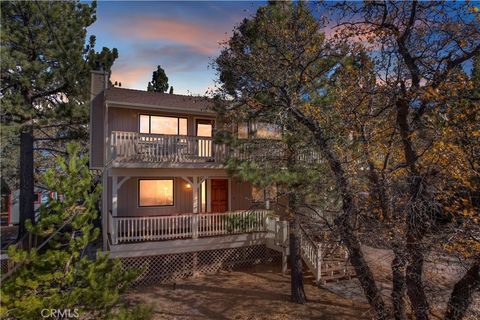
[192,176,199,214]
[112,175,118,217]
[192,177,199,239]
[111,175,118,245]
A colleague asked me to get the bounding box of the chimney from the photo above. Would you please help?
[90,70,108,101]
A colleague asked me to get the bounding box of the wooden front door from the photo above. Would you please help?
[211,179,228,213]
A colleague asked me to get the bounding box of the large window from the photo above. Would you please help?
[138,179,174,207]
[139,115,187,135]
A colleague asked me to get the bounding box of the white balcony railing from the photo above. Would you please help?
[110,210,272,244]
[109,131,322,165]
[110,131,227,163]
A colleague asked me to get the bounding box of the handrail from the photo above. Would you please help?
[110,209,271,244]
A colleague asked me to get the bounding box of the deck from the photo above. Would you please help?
[109,131,321,167]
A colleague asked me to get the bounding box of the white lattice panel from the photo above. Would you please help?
[121,245,281,287]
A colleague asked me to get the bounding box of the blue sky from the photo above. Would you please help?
[87,1,265,95]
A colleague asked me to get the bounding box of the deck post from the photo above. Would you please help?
[192,215,199,239]
[316,245,322,285]
[112,176,118,217]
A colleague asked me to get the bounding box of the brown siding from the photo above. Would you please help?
[90,93,105,168]
[108,107,216,136]
[231,178,253,211]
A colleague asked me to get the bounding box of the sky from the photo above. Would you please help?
[87,1,265,95]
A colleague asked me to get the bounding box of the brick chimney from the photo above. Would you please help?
[90,70,108,101]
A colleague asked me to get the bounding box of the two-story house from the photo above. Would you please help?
[89,71,288,284]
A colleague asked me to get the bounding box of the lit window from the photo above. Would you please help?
[139,115,187,135]
[237,123,248,139]
[252,122,282,139]
[138,179,174,206]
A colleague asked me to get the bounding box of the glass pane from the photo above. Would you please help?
[179,118,187,135]
[254,122,282,139]
[200,180,207,212]
[237,123,248,139]
[150,116,178,135]
[197,123,212,137]
[139,180,174,206]
[139,115,150,133]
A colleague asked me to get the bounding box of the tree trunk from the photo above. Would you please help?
[444,260,480,320]
[289,216,307,304]
[396,98,430,320]
[405,237,429,320]
[335,213,389,320]
[17,132,34,243]
[392,247,407,320]
[287,106,387,318]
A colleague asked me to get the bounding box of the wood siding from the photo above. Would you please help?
[90,93,105,168]
[110,177,254,217]
[108,107,216,137]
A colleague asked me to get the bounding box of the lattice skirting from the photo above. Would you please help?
[120,244,281,287]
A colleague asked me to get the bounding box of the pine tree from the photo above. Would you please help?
[0,1,118,190]
[147,65,169,92]
[0,144,151,320]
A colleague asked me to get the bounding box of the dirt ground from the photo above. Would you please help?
[126,246,480,320]
[126,263,372,320]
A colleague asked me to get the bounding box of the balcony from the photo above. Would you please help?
[109,131,322,167]
[110,131,228,165]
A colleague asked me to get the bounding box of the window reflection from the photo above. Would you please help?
[139,179,174,206]
[139,115,187,135]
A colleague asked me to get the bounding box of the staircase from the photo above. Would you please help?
[266,217,355,284]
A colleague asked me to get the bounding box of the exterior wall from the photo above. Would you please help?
[90,93,105,168]
[231,179,253,211]
[110,176,254,217]
[108,107,216,137]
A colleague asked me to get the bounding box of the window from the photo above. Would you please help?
[237,122,282,140]
[139,115,187,135]
[138,179,174,207]
[252,122,282,139]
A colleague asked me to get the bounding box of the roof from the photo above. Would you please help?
[105,87,214,112]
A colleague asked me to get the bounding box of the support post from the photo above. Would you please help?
[192,215,199,239]
[316,246,322,285]
[18,132,34,244]
[112,176,118,217]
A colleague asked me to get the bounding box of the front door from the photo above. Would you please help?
[211,179,228,213]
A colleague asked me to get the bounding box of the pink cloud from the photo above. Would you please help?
[118,17,228,55]
[110,65,151,89]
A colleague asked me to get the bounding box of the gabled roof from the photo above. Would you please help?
[104,87,214,112]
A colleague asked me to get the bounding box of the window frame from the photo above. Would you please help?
[139,114,188,136]
[137,178,175,207]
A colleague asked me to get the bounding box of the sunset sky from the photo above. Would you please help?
[87,1,265,95]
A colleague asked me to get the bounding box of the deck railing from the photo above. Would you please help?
[110,210,272,244]
[110,131,322,165]
[110,131,227,163]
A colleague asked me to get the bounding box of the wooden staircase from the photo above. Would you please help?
[265,217,355,284]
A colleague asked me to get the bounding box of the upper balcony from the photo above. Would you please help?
[109,131,228,168]
[109,131,322,168]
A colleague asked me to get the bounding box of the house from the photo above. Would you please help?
[89,71,291,284]
[89,71,353,285]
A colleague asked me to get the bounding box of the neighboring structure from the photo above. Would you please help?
[89,71,352,285]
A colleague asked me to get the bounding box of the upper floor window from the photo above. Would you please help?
[237,122,282,140]
[139,115,187,135]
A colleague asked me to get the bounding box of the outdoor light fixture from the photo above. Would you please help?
[185,183,192,189]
